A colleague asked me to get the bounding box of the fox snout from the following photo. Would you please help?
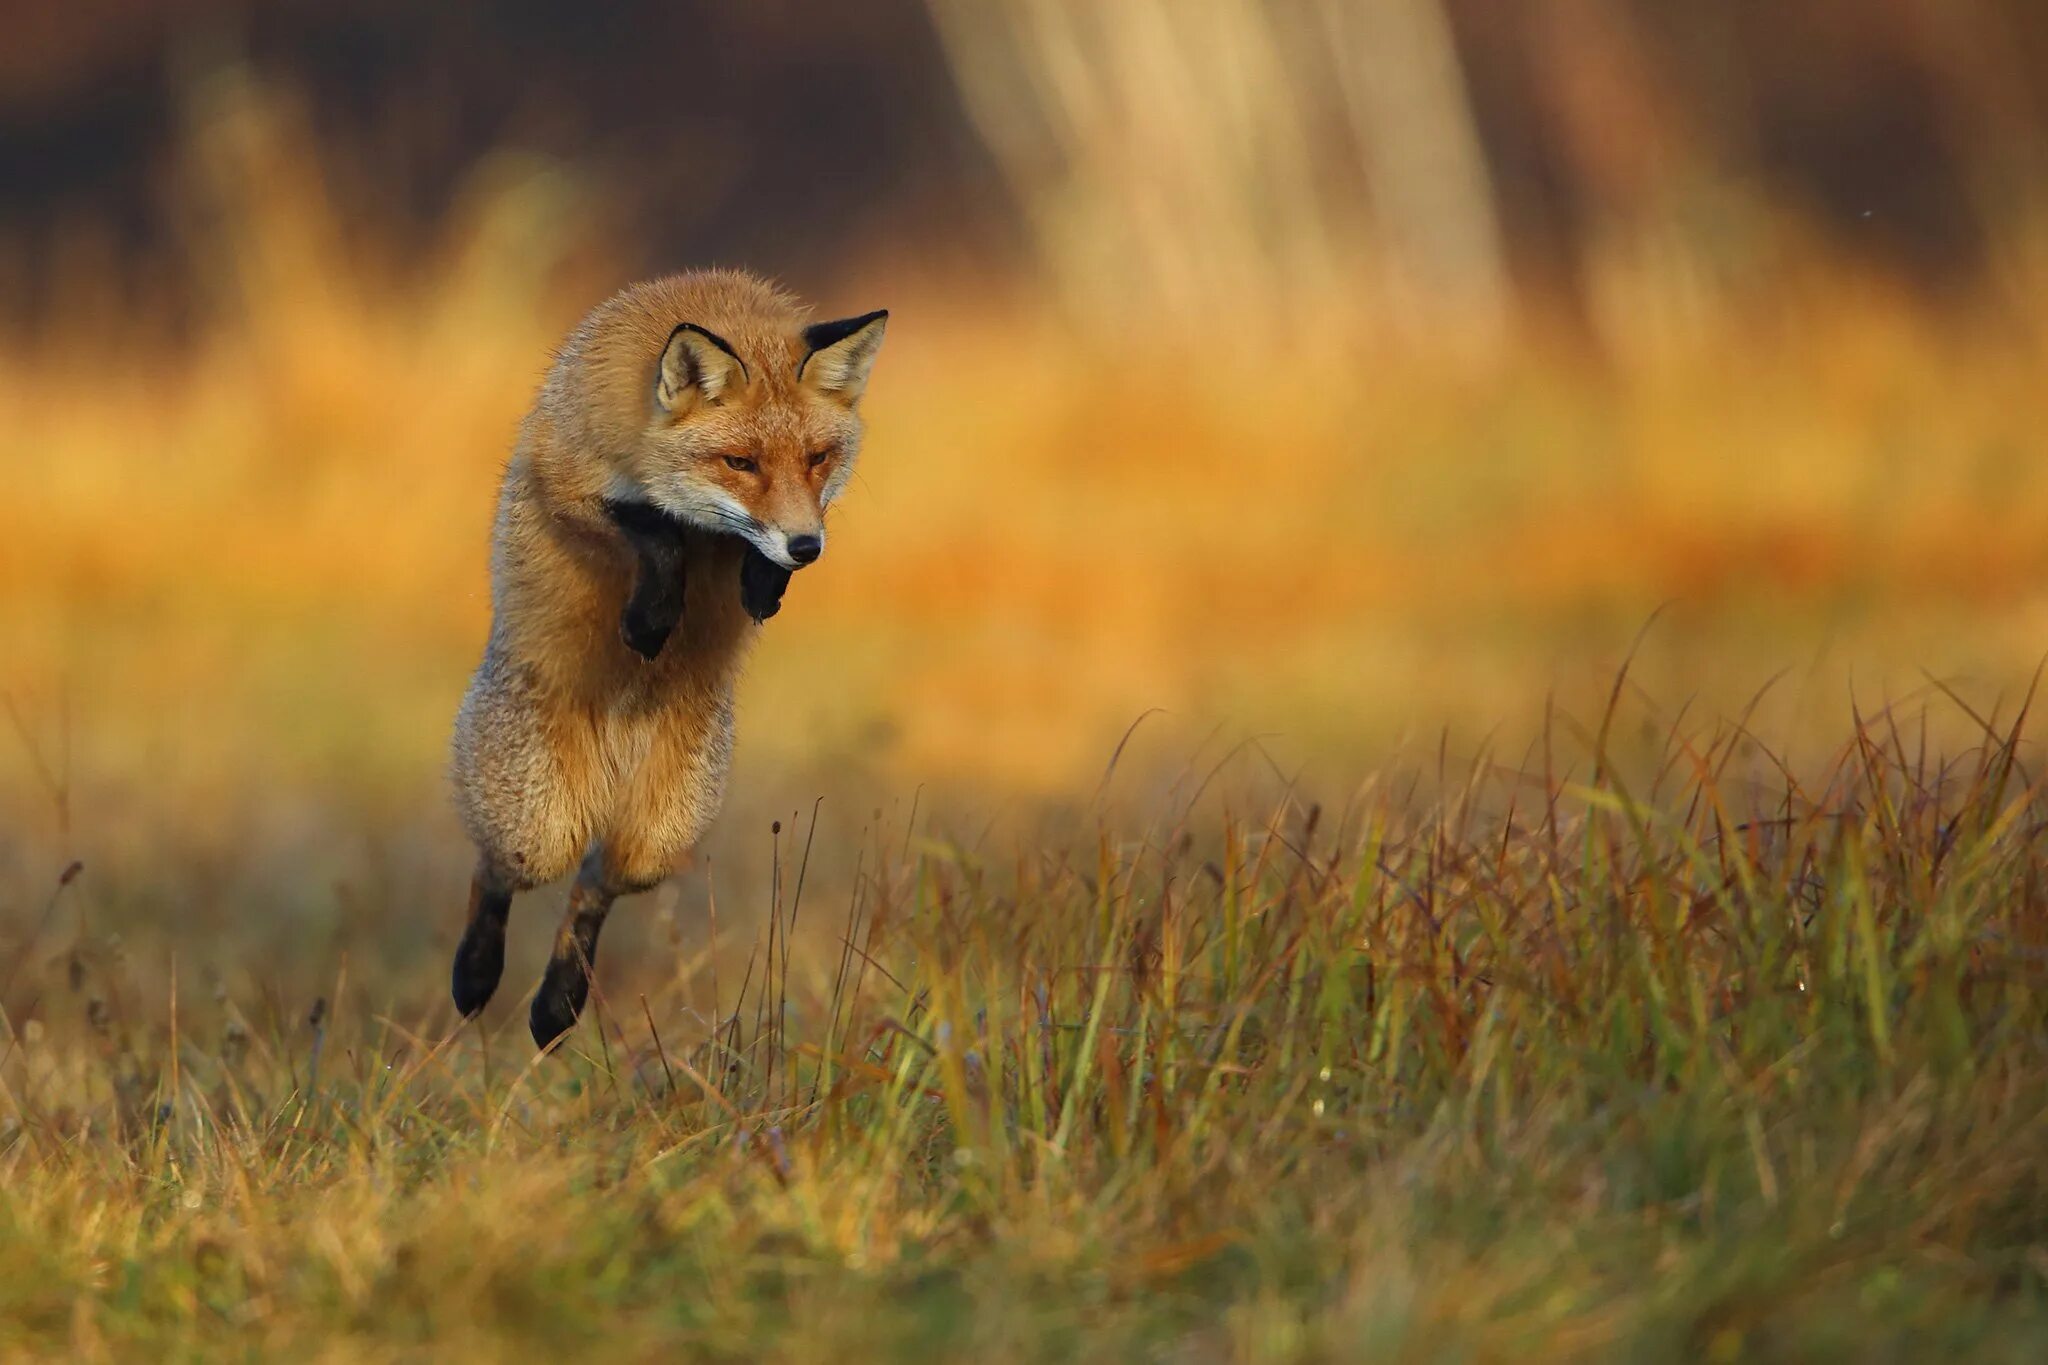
[749,523,823,570]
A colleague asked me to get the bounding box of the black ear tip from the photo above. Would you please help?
[801,309,889,353]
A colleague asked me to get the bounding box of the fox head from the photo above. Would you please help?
[619,304,888,570]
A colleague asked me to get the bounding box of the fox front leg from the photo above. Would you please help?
[621,539,685,659]
[740,546,792,623]
[607,500,688,659]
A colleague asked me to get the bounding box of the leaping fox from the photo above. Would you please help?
[447,269,887,1049]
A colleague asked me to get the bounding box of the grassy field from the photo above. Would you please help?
[6,87,2048,1360]
[3,700,2048,1359]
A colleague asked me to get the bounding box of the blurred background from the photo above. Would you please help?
[4,0,2048,993]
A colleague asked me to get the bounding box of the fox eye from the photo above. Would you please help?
[724,455,759,474]
[807,449,834,469]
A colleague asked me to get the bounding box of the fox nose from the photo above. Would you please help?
[786,534,822,566]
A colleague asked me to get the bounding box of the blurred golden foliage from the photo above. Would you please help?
[2,23,2047,868]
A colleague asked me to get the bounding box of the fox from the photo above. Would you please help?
[447,268,887,1049]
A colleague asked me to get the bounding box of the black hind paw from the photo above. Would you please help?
[529,957,591,1051]
[451,915,507,1018]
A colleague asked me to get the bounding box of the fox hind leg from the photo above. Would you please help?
[451,867,514,1018]
[526,710,724,1051]
[529,856,616,1050]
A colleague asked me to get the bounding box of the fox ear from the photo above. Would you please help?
[656,323,748,412]
[798,310,888,404]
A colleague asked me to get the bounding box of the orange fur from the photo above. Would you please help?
[446,268,886,1044]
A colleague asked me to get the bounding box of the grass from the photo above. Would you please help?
[4,688,2047,1360]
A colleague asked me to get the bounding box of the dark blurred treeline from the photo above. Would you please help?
[1453,0,2048,294]
[2,0,2045,327]
[0,0,1006,321]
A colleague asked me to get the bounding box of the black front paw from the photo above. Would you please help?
[607,498,689,659]
[620,599,678,660]
[740,547,793,623]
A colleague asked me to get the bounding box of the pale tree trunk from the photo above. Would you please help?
[1317,0,1510,352]
[926,0,1510,353]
